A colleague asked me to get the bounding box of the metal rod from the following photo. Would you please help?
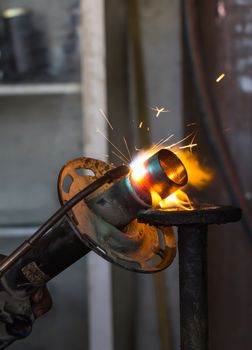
[0,165,129,276]
[178,224,208,350]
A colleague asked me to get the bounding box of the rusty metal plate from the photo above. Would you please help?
[57,157,176,273]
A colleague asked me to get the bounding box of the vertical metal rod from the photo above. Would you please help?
[178,224,208,350]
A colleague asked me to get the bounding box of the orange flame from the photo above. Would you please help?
[150,189,193,210]
[150,190,162,208]
[130,132,213,211]
[176,150,213,190]
[159,190,193,211]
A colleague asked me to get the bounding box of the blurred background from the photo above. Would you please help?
[0,0,251,349]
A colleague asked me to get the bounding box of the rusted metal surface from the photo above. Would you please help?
[58,157,177,272]
[21,262,49,285]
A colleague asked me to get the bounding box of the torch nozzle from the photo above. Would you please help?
[106,165,130,183]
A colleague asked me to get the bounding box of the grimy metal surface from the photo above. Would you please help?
[138,205,242,350]
[2,219,90,296]
[137,205,242,226]
[58,157,177,273]
[178,224,208,350]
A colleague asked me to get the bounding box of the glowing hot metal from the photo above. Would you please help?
[89,149,188,227]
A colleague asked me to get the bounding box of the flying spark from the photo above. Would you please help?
[99,109,113,130]
[179,143,198,151]
[183,131,198,153]
[96,128,129,163]
[139,122,143,128]
[123,136,132,161]
[152,134,174,152]
[112,150,128,164]
[150,106,171,118]
[167,131,196,150]
[216,73,225,83]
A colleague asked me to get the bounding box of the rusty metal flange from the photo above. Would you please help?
[57,157,176,273]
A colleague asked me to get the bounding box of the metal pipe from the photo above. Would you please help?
[88,149,188,227]
[178,224,208,350]
[2,219,90,296]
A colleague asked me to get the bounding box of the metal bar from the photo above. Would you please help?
[0,83,81,96]
[178,224,208,350]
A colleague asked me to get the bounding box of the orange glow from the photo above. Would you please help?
[151,190,162,208]
[159,190,193,210]
[177,150,213,189]
[130,135,213,210]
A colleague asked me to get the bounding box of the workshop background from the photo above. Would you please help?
[0,0,251,350]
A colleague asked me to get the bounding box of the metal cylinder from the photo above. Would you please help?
[178,224,208,350]
[88,149,188,227]
[2,218,90,297]
[131,149,188,202]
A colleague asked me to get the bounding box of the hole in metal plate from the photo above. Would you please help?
[62,175,73,193]
[76,168,95,177]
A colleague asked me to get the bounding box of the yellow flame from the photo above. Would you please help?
[151,189,192,210]
[177,150,213,189]
[151,190,162,208]
[159,190,193,210]
[130,137,213,210]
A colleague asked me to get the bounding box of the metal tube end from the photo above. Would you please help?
[130,149,188,204]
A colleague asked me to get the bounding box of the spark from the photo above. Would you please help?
[139,121,143,128]
[186,131,198,153]
[167,131,196,150]
[176,131,198,153]
[97,129,129,163]
[187,122,197,127]
[179,143,198,150]
[123,136,132,161]
[111,150,128,164]
[216,73,225,83]
[99,109,113,130]
[152,134,174,152]
[147,127,150,132]
[150,106,171,118]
